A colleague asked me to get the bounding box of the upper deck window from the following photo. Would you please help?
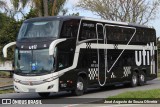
[17,20,59,40]
[79,21,96,41]
[60,19,80,38]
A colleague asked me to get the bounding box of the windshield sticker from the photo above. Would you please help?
[83,23,94,27]
[32,63,37,70]
[33,22,48,25]
[20,51,31,53]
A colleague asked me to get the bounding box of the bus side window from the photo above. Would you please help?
[107,26,121,41]
[106,26,112,40]
[145,30,150,42]
[60,19,80,38]
[147,30,153,42]
[97,25,103,39]
[123,28,133,42]
[150,29,156,42]
[79,21,96,41]
[79,26,86,40]
[58,53,70,69]
[134,29,140,42]
[138,29,143,42]
[66,27,71,37]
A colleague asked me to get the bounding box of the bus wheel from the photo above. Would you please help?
[131,72,138,87]
[138,71,146,86]
[38,92,50,97]
[72,77,85,96]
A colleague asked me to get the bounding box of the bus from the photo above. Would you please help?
[3,16,157,97]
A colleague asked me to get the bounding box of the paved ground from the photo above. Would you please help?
[0,79,160,107]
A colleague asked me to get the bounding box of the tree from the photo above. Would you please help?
[51,0,57,16]
[43,0,48,16]
[76,0,160,25]
[32,0,43,17]
[0,0,6,9]
[58,8,79,16]
[0,13,22,60]
[7,0,28,18]
[24,9,38,19]
[13,0,67,17]
[32,0,67,16]
[51,0,66,16]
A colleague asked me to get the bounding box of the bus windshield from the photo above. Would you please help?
[14,49,54,75]
[17,20,59,39]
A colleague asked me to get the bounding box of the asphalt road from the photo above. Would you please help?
[0,79,160,107]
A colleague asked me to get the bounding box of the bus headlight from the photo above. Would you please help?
[43,73,64,82]
[43,75,59,82]
[14,78,21,83]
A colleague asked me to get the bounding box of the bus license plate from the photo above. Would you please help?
[28,89,35,92]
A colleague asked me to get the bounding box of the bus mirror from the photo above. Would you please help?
[3,42,16,58]
[49,39,66,55]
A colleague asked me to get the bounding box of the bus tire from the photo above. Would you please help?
[38,92,50,97]
[138,71,146,86]
[72,77,86,96]
[131,72,138,87]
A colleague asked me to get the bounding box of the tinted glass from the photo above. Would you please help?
[61,19,80,38]
[18,21,59,39]
[15,49,54,75]
[79,21,96,41]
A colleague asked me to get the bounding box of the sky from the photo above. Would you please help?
[1,0,160,37]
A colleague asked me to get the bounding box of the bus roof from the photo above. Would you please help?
[24,16,84,22]
[25,16,153,29]
[82,17,152,29]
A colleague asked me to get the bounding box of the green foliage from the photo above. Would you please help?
[61,8,79,16]
[69,12,79,16]
[11,0,20,10]
[24,9,38,19]
[0,71,10,78]
[158,70,160,78]
[0,89,14,94]
[53,0,66,16]
[0,7,41,61]
[0,13,22,61]
[43,0,67,16]
[157,41,160,67]
[108,89,160,98]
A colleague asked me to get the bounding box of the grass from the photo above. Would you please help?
[0,78,13,87]
[0,81,13,86]
[158,69,160,78]
[108,89,160,98]
[0,71,11,78]
[0,89,14,94]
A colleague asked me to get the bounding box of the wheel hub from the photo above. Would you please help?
[140,74,144,82]
[132,75,137,85]
[77,82,83,90]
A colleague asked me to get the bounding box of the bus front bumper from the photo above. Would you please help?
[14,78,59,93]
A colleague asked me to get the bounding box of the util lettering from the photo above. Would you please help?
[135,42,155,66]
